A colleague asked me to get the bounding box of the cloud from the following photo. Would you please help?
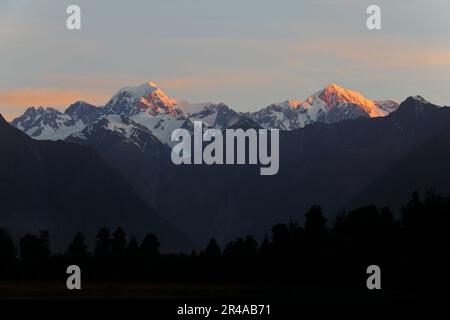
[153,35,450,74]
[334,45,450,69]
[0,88,111,120]
[159,72,275,91]
[40,75,133,90]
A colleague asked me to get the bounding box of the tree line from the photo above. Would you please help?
[0,191,449,290]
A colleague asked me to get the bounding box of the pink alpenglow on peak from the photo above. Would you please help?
[248,83,399,130]
[318,83,385,117]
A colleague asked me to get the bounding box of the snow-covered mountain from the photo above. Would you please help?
[104,81,182,117]
[247,100,311,130]
[97,82,192,145]
[187,103,242,130]
[11,103,97,140]
[11,82,399,146]
[71,114,166,151]
[11,82,193,146]
[248,83,399,130]
[65,101,102,124]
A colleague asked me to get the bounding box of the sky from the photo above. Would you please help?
[1,0,450,120]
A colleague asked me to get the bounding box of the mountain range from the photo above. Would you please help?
[11,82,399,146]
[5,81,450,248]
[247,83,398,130]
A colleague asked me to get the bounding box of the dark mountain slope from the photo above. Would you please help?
[66,117,171,207]
[273,96,449,213]
[345,129,450,212]
[154,97,450,245]
[0,114,192,252]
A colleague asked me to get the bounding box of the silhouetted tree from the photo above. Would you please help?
[245,235,258,256]
[336,205,389,263]
[141,233,160,257]
[0,228,16,277]
[19,231,50,264]
[67,232,90,260]
[259,234,270,256]
[271,223,292,257]
[111,227,127,256]
[224,236,258,258]
[40,231,50,255]
[126,237,140,256]
[401,190,423,232]
[304,205,327,238]
[401,191,450,290]
[94,227,111,258]
[203,238,221,257]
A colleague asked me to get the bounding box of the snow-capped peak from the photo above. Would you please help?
[314,83,382,117]
[139,86,178,114]
[104,81,181,117]
[116,81,159,98]
[248,83,400,130]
